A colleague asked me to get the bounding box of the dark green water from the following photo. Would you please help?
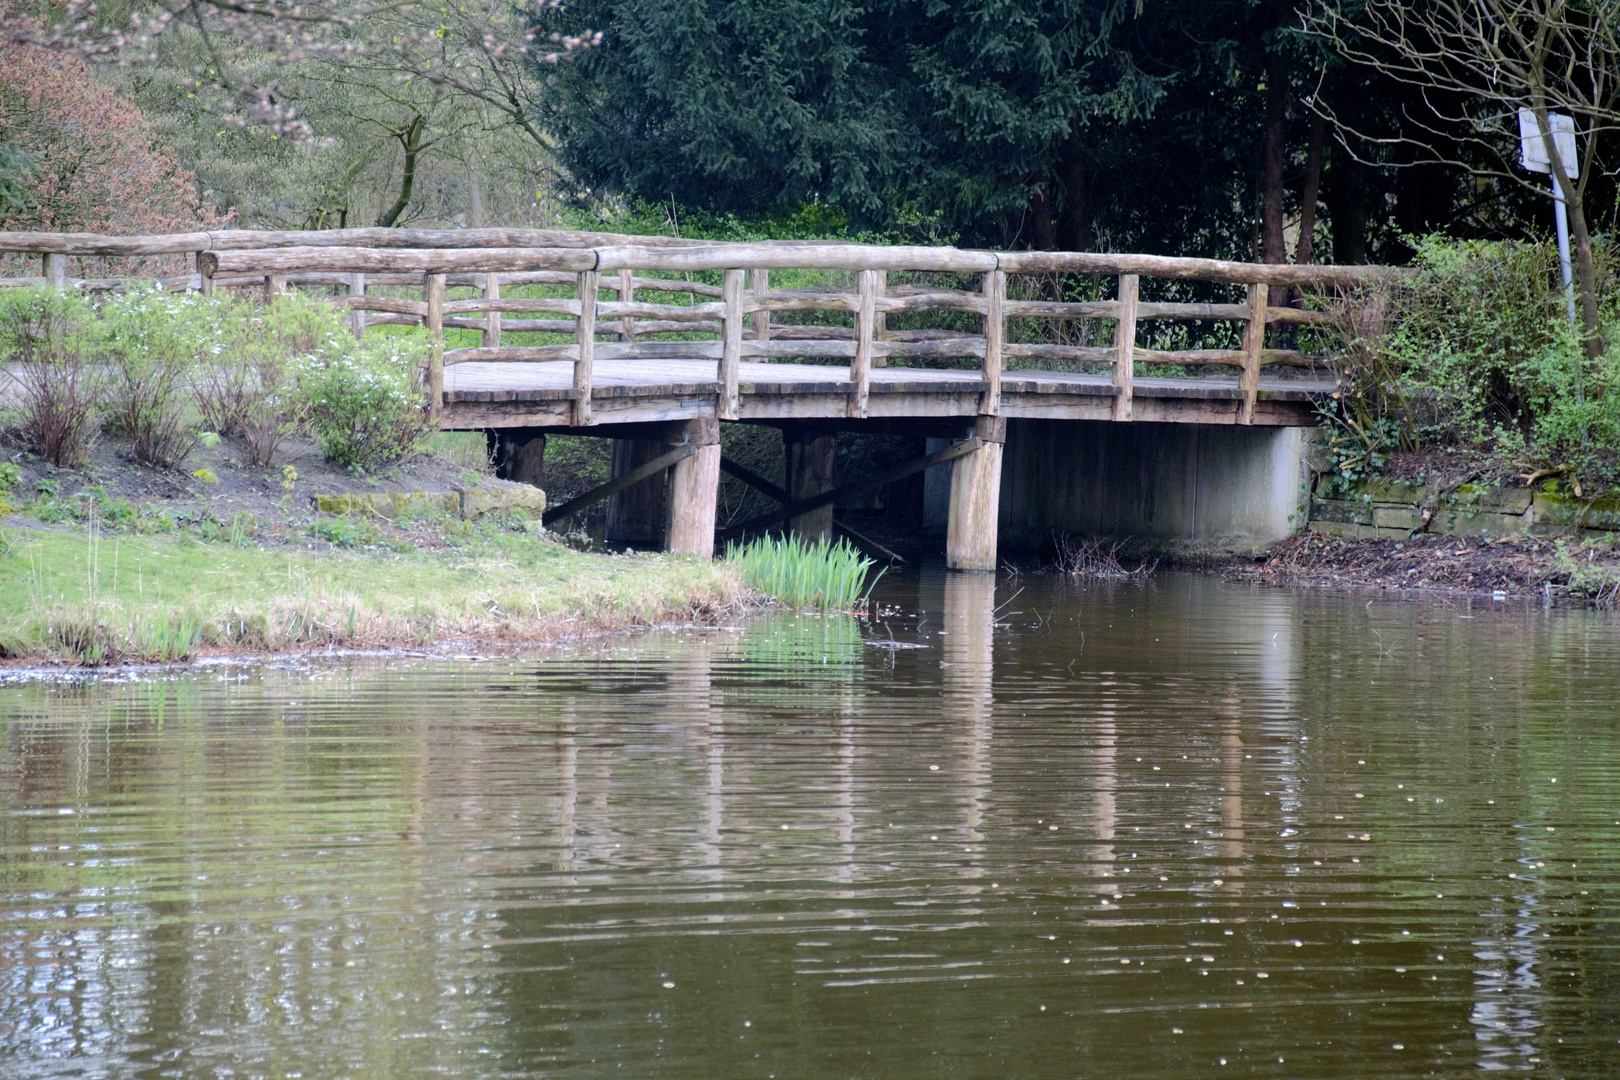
[2,570,1619,1079]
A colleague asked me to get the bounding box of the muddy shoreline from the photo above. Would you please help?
[1217,531,1620,605]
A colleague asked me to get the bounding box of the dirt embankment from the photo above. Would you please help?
[1226,531,1620,604]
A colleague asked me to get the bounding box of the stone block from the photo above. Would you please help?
[1435,509,1527,537]
[1310,498,1372,526]
[1363,477,1428,504]
[1371,505,1423,532]
[1531,493,1620,531]
[313,491,459,519]
[1445,483,1531,515]
[1308,520,1380,541]
[459,485,548,520]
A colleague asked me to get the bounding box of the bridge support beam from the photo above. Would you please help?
[606,438,668,549]
[946,416,1005,572]
[783,426,837,544]
[666,418,721,558]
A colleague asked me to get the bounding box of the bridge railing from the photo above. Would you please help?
[0,230,1397,426]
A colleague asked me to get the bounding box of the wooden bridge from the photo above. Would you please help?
[1,229,1387,568]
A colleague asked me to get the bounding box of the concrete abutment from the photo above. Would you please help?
[484,416,1306,566]
[997,419,1306,549]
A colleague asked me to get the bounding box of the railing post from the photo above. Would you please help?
[981,269,1005,416]
[851,269,877,418]
[719,268,743,420]
[483,272,501,348]
[1113,273,1138,422]
[196,253,214,297]
[1240,281,1264,425]
[871,269,888,368]
[348,273,366,339]
[617,268,636,342]
[574,269,598,425]
[424,273,445,423]
[265,275,288,302]
[43,253,67,292]
[750,269,770,342]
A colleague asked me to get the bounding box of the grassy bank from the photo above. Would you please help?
[0,524,752,665]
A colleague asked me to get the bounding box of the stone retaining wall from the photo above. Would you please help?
[1309,477,1619,541]
[313,486,546,522]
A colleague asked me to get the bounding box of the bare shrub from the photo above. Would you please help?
[0,286,103,467]
[1053,535,1157,579]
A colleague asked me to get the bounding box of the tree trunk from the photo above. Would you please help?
[1295,111,1326,265]
[1260,63,1289,306]
[1030,188,1057,251]
[1327,139,1367,265]
[1557,175,1604,360]
[375,114,425,228]
[1057,127,1089,252]
[468,164,485,228]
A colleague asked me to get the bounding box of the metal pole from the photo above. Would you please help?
[1551,175,1577,325]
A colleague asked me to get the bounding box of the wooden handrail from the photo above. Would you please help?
[3,227,1396,429]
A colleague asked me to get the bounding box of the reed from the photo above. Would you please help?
[726,533,879,610]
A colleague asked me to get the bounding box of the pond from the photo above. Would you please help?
[2,570,1618,1078]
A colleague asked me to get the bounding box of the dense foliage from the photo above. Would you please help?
[0,288,429,472]
[535,0,1614,261]
[1332,235,1620,490]
[0,34,221,269]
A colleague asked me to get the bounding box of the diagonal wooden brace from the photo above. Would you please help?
[542,443,695,526]
[719,436,983,540]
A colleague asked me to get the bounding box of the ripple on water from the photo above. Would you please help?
[2,571,1619,1078]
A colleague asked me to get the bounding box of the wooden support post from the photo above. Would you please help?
[491,432,546,487]
[617,268,636,341]
[946,416,1005,573]
[265,275,288,302]
[871,269,888,368]
[348,272,365,339]
[719,268,744,420]
[1113,273,1138,422]
[605,438,670,548]
[197,253,213,297]
[574,269,598,425]
[981,269,1005,416]
[1239,281,1264,426]
[666,418,720,559]
[851,269,877,418]
[784,427,838,544]
[424,273,446,423]
[43,252,67,292]
[482,273,501,348]
[750,269,770,342]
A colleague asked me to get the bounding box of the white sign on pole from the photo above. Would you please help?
[1517,108,1579,323]
[1518,108,1578,178]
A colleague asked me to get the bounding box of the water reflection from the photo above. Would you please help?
[3,572,1620,1078]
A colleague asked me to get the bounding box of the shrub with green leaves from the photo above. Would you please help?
[194,293,340,466]
[100,285,211,468]
[297,339,431,470]
[1339,234,1620,481]
[0,461,20,518]
[0,286,103,467]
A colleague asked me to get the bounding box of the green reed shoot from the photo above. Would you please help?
[726,534,879,610]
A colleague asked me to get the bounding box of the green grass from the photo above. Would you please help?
[726,533,879,610]
[0,525,750,664]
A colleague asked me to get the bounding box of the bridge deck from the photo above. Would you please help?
[444,359,1333,430]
